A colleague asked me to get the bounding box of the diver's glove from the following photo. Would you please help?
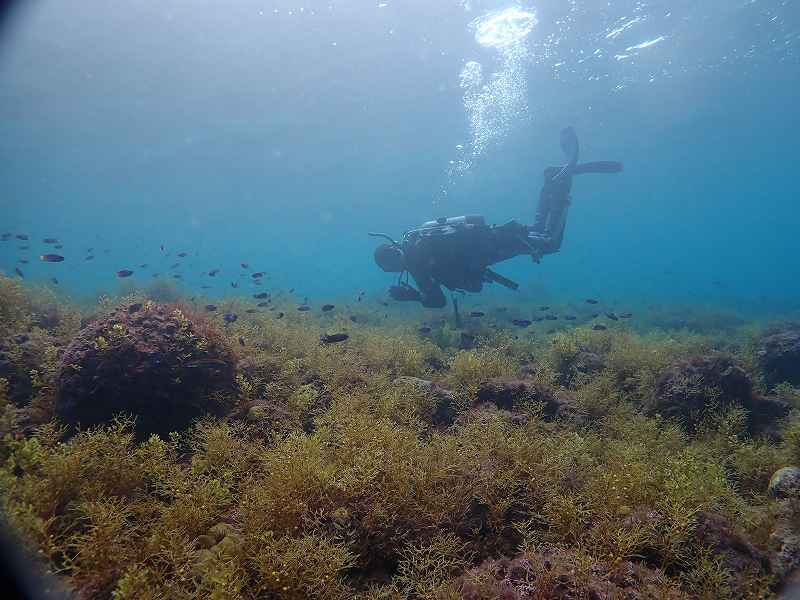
[389,283,422,302]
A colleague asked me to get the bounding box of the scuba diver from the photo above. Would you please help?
[371,127,623,309]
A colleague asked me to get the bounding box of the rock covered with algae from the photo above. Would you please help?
[55,302,236,437]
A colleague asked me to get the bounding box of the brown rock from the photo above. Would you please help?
[759,328,800,388]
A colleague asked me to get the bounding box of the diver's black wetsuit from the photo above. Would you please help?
[390,160,621,308]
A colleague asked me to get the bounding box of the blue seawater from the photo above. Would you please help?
[0,0,798,318]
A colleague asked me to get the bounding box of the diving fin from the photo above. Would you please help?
[554,126,580,180]
[572,161,624,175]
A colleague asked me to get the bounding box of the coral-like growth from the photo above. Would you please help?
[55,302,236,437]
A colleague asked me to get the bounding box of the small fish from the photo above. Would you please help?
[14,267,24,278]
[245,309,259,314]
[539,306,550,311]
[252,272,265,279]
[321,304,335,312]
[239,336,246,346]
[116,269,134,278]
[241,263,249,269]
[418,326,432,334]
[139,263,148,268]
[152,273,160,278]
[223,313,238,323]
[177,252,188,258]
[173,274,182,279]
[590,313,600,319]
[289,288,295,293]
[0,233,11,241]
[43,238,59,244]
[18,245,29,250]
[128,303,143,313]
[231,282,239,288]
[620,312,633,319]
[321,333,349,344]
[496,307,508,312]
[469,311,485,318]
[276,312,284,319]
[349,315,358,323]
[185,358,228,369]
[205,305,217,312]
[85,255,95,261]
[208,269,220,277]
[257,301,270,307]
[606,312,619,321]
[545,315,558,321]
[380,301,389,307]
[170,263,180,269]
[512,319,532,328]
[254,292,269,299]
[18,259,29,264]
[592,324,608,331]
[16,234,28,241]
[297,305,311,312]
[585,299,599,305]
[50,277,59,285]
[201,285,212,290]
[357,296,362,302]
[40,254,65,262]
[160,244,165,252]
[54,244,63,249]
[564,315,577,321]
[546,329,557,335]
[87,247,94,253]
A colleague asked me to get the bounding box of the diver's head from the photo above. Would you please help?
[374,243,405,273]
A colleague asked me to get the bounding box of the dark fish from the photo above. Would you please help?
[185,358,228,369]
[160,244,165,252]
[512,319,532,327]
[201,285,212,290]
[564,315,577,321]
[257,302,270,307]
[205,305,217,312]
[321,333,349,344]
[43,238,59,244]
[87,247,94,253]
[418,326,432,334]
[545,315,558,321]
[592,324,608,331]
[253,292,269,299]
[16,234,28,241]
[139,263,148,268]
[152,273,160,278]
[546,329,557,334]
[606,312,619,321]
[40,254,65,262]
[18,259,29,264]
[54,245,63,249]
[496,307,508,312]
[170,263,180,269]
[116,269,134,278]
[173,274,182,279]
[585,299,599,305]
[591,313,600,319]
[231,282,239,288]
[208,269,220,276]
[245,309,259,314]
[241,263,249,269]
[14,267,24,278]
[50,277,59,285]
[239,336,246,346]
[85,255,95,261]
[380,301,389,307]
[289,288,295,293]
[470,311,485,318]
[0,233,11,241]
[18,245,29,250]
[223,313,238,323]
[297,305,311,312]
[357,296,362,302]
[349,316,358,323]
[620,312,633,319]
[276,312,284,319]
[128,303,143,314]
[321,304,335,312]
[252,272,265,279]
[177,252,188,258]
[539,306,550,311]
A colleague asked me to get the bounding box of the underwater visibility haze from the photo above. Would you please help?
[1,1,800,599]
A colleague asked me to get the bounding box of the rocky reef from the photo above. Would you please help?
[56,302,236,437]
[1,274,800,599]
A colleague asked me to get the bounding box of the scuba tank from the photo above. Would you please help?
[419,215,485,229]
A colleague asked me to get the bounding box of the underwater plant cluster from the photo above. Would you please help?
[1,274,800,599]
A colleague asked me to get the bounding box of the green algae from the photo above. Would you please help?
[0,273,798,599]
